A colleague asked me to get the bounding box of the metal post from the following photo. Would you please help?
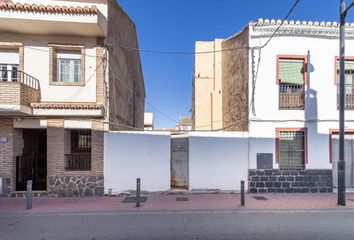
[338,0,347,206]
[241,180,245,206]
[26,180,32,210]
[136,178,141,207]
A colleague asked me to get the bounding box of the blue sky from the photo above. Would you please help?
[118,0,354,128]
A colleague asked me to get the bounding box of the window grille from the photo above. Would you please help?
[65,129,91,171]
[278,130,305,170]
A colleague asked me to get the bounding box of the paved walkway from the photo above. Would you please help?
[1,193,354,214]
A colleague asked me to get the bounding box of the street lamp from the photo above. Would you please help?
[338,0,354,206]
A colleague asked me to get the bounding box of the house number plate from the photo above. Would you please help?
[0,136,8,144]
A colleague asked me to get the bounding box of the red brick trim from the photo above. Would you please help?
[275,127,308,164]
[276,55,307,85]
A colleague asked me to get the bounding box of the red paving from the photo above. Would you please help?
[1,193,354,214]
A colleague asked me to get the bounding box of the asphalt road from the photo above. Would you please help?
[1,209,354,240]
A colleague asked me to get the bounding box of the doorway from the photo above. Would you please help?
[170,136,189,189]
[16,129,47,191]
[332,133,354,190]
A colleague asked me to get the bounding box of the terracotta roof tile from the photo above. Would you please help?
[30,103,102,110]
[0,0,98,15]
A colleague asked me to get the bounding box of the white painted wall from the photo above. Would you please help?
[247,22,354,170]
[189,132,249,190]
[104,131,171,193]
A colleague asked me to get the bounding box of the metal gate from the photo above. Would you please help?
[171,135,189,189]
[16,153,47,191]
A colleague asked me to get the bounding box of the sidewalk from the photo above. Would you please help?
[1,193,354,214]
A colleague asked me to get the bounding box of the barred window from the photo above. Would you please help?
[65,129,91,171]
[278,130,306,170]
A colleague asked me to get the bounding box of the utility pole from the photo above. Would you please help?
[338,0,354,206]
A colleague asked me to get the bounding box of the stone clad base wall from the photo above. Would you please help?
[249,169,333,193]
[1,178,12,197]
[48,176,104,197]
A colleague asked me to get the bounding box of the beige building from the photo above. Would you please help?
[192,28,249,131]
[0,0,145,197]
[192,39,223,131]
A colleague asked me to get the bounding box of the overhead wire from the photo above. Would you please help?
[0,0,302,132]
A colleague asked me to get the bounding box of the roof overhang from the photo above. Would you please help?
[0,8,106,37]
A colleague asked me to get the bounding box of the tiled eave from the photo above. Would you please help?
[251,18,354,39]
[0,1,98,15]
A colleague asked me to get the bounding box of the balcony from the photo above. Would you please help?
[337,84,354,110]
[0,1,106,37]
[279,84,305,110]
[0,68,40,116]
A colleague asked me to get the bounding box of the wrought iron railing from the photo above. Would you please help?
[65,153,91,171]
[0,68,40,90]
[337,84,354,110]
[279,84,305,109]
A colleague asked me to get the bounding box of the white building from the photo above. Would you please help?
[192,19,354,193]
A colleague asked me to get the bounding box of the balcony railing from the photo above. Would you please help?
[279,84,305,110]
[337,84,354,110]
[0,68,40,90]
[65,153,91,171]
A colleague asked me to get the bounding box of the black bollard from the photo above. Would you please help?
[136,178,141,207]
[241,180,245,206]
[26,180,32,210]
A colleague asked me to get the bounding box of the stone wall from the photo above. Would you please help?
[107,0,145,130]
[48,176,104,197]
[249,169,332,193]
[221,27,249,131]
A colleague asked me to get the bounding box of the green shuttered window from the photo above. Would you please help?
[278,59,305,85]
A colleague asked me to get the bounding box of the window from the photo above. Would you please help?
[276,129,307,170]
[0,49,19,82]
[49,44,85,86]
[278,57,306,109]
[65,129,91,171]
[56,51,81,83]
[336,59,354,109]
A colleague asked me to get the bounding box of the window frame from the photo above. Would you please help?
[328,129,354,163]
[333,56,354,85]
[275,128,308,169]
[56,52,81,83]
[49,44,85,86]
[0,43,24,81]
[334,56,354,110]
[276,55,307,110]
[65,129,92,171]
